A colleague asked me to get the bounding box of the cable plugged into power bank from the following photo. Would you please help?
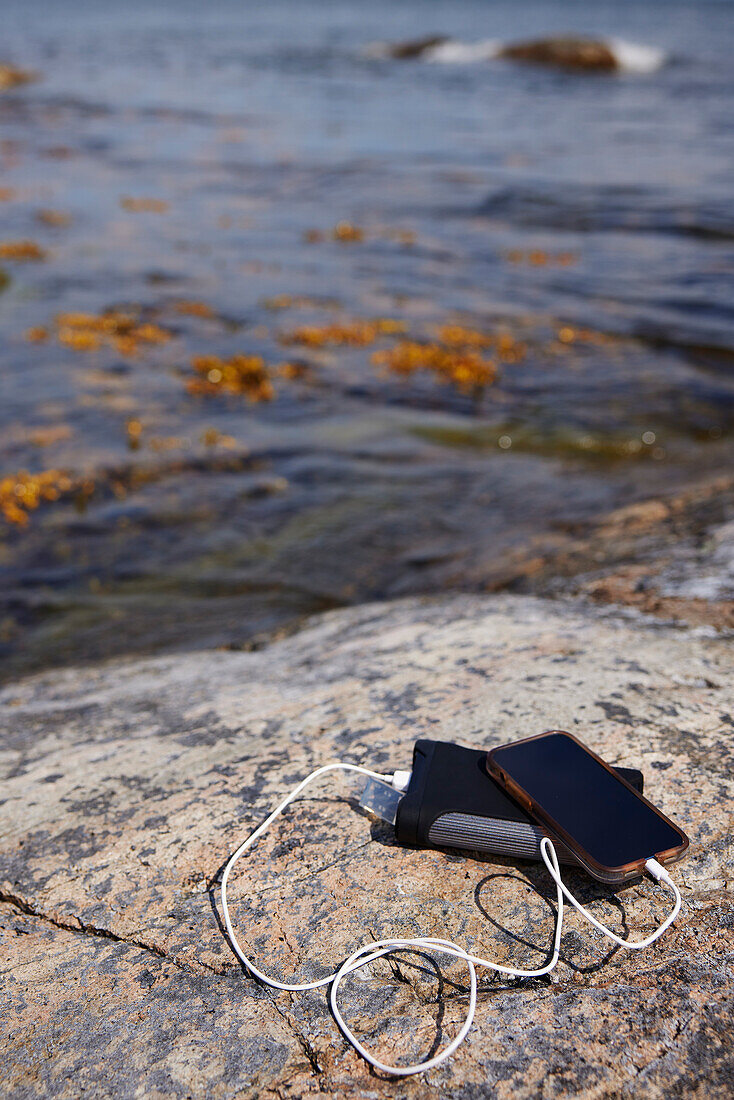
[391,768,412,791]
[220,761,683,1077]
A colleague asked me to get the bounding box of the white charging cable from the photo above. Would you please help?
[542,853,681,950]
[219,763,682,1076]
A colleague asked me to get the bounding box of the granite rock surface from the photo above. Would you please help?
[1,593,732,1097]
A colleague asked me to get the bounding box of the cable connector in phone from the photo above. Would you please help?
[644,857,674,885]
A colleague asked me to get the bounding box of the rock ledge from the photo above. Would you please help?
[1,593,732,1097]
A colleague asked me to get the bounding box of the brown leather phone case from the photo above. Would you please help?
[486,730,689,884]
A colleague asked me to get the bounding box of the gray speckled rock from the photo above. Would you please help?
[1,594,733,1097]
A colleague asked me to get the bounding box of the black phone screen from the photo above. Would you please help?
[489,732,685,870]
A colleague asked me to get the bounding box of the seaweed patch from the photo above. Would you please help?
[0,241,46,261]
[0,469,93,526]
[186,355,275,401]
[38,310,173,355]
[279,319,406,348]
[372,342,497,393]
[505,249,578,266]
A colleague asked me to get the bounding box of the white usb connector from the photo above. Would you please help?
[391,769,412,791]
[645,857,674,885]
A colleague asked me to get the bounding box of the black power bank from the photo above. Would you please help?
[394,739,644,864]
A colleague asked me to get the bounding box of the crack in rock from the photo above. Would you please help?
[0,886,222,977]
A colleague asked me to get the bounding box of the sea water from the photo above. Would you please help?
[1,0,733,675]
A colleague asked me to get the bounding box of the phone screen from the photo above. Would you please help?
[488,732,686,871]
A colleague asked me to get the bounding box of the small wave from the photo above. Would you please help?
[607,39,666,74]
[422,39,501,64]
[474,183,734,241]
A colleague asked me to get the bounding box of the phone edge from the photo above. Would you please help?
[485,730,689,884]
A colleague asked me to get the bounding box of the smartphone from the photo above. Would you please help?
[486,731,689,884]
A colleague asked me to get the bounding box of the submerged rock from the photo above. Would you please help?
[0,63,36,91]
[1,593,732,1096]
[370,34,450,60]
[499,36,619,72]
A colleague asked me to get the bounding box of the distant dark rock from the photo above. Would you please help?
[378,35,450,60]
[499,36,619,72]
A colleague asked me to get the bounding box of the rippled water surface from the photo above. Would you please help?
[1,0,733,677]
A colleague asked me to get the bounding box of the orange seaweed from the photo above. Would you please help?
[125,419,143,450]
[25,326,49,343]
[505,249,578,266]
[332,221,364,243]
[0,240,46,261]
[120,197,170,213]
[52,309,172,355]
[201,427,238,449]
[0,469,86,526]
[436,325,495,349]
[280,319,405,348]
[304,221,365,244]
[173,300,216,318]
[436,325,526,363]
[187,354,274,401]
[36,209,72,228]
[372,342,497,393]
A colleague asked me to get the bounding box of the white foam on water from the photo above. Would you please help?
[607,39,667,73]
[423,39,501,64]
